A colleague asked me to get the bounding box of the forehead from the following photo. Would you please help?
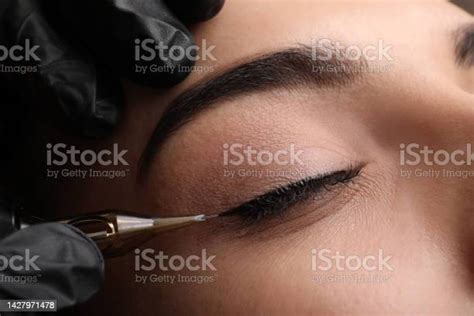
[120,0,467,145]
[178,0,460,87]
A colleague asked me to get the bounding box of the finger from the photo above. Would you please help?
[3,0,122,138]
[164,0,225,24]
[56,0,196,87]
[0,223,104,310]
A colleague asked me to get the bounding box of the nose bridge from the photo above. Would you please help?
[390,89,474,283]
[426,90,474,159]
[364,71,474,157]
[397,87,474,177]
[394,84,474,230]
[366,75,474,219]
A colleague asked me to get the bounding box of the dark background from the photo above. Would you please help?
[454,0,474,13]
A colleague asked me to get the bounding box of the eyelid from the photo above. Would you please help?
[219,166,362,224]
[455,23,474,67]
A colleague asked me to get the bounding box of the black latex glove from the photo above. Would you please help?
[0,198,104,311]
[0,0,225,138]
[0,0,224,311]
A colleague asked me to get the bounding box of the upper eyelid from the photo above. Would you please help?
[138,45,365,180]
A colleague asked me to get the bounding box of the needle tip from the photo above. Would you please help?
[196,214,219,221]
[194,214,207,221]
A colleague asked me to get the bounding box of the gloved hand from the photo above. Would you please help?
[0,0,225,138]
[0,197,104,311]
[0,0,224,311]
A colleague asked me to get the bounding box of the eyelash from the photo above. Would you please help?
[456,24,474,66]
[221,166,361,223]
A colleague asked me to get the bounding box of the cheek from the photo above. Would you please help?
[141,174,466,314]
[462,68,474,93]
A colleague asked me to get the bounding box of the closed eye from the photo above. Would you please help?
[455,23,474,67]
[218,166,362,224]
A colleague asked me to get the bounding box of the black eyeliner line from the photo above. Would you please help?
[218,167,361,222]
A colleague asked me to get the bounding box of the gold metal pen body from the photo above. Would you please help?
[17,210,208,258]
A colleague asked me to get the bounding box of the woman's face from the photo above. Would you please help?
[42,0,474,314]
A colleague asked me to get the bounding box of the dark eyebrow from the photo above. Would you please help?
[455,23,474,67]
[138,44,365,178]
